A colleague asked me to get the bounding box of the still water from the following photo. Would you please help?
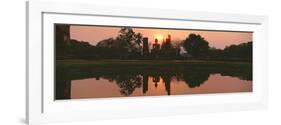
[70,74,252,99]
[55,61,252,100]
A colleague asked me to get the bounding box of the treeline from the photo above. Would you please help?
[56,27,252,61]
[208,42,252,61]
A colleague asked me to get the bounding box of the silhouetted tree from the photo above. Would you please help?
[55,24,71,59]
[55,24,252,61]
[67,39,97,59]
[183,34,210,58]
[95,27,143,59]
[96,37,119,48]
[208,47,223,60]
[223,41,252,61]
[116,27,143,53]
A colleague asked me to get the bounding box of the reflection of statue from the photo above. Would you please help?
[152,76,160,88]
[55,63,252,99]
[162,75,172,95]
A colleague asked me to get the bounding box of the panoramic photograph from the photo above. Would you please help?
[55,24,253,100]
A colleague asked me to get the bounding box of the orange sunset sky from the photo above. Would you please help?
[70,25,253,49]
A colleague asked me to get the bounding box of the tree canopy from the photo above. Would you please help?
[55,25,252,61]
[116,27,143,52]
[183,33,210,58]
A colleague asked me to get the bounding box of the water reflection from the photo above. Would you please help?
[55,65,252,100]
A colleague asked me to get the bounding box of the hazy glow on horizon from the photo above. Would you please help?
[70,25,252,49]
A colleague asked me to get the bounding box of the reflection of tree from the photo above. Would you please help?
[114,75,142,96]
[55,79,71,100]
[181,72,210,88]
[55,62,252,99]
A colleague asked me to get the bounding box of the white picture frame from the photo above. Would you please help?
[26,1,268,124]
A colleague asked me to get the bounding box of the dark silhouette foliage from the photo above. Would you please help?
[55,25,252,62]
[183,33,210,58]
